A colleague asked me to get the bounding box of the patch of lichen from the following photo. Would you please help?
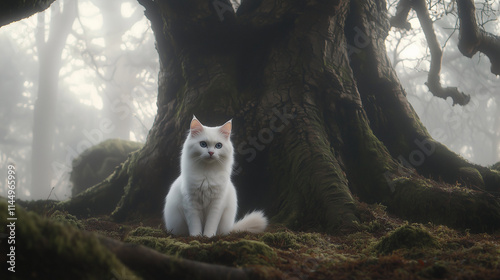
[374,224,439,255]
[0,199,138,280]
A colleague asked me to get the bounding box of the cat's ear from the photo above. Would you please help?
[190,116,204,136]
[219,119,232,138]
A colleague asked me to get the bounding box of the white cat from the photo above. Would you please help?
[163,116,268,237]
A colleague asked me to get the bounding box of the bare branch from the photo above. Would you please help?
[393,0,471,106]
[389,0,412,30]
[457,0,500,75]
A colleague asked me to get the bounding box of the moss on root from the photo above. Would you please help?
[0,199,138,280]
[2,200,499,279]
[70,139,143,197]
[125,235,277,267]
[49,210,83,229]
[492,162,500,171]
[388,177,500,232]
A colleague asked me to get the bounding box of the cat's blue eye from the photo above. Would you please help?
[200,141,208,148]
[215,143,223,149]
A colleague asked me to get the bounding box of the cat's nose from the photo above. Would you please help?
[208,151,214,157]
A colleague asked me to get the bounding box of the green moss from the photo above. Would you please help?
[374,224,439,255]
[458,167,485,187]
[128,226,166,238]
[492,162,500,171]
[70,139,143,196]
[261,231,301,249]
[388,177,500,232]
[0,199,138,279]
[260,231,326,250]
[50,210,83,229]
[125,236,277,267]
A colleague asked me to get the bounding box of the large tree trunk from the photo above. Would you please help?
[59,0,500,233]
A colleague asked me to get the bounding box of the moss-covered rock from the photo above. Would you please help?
[374,224,439,255]
[0,199,138,279]
[70,139,143,197]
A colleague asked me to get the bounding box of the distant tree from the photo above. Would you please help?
[1,0,157,199]
[0,36,27,195]
[31,0,77,198]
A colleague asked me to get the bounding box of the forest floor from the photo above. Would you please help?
[46,202,500,279]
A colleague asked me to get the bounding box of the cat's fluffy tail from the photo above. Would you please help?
[231,210,268,233]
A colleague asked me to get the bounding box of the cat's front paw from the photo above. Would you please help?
[203,231,217,238]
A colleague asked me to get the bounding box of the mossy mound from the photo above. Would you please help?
[260,231,302,249]
[49,210,83,229]
[70,139,143,196]
[0,199,138,280]
[126,235,277,267]
[128,226,166,238]
[2,199,500,279]
[458,167,484,187]
[374,224,439,255]
[260,231,324,250]
[492,162,500,171]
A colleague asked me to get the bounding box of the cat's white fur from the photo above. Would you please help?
[163,116,268,236]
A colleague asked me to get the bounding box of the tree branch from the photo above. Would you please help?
[411,0,470,106]
[389,0,412,30]
[0,0,55,28]
[457,0,500,75]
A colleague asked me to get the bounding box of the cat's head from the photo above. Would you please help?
[183,116,233,164]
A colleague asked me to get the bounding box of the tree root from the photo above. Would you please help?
[98,236,265,280]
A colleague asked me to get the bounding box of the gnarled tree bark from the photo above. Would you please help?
[75,0,497,233]
[3,0,499,233]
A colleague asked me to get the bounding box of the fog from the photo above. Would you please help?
[0,0,498,200]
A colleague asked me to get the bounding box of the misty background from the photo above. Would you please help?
[0,0,498,200]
